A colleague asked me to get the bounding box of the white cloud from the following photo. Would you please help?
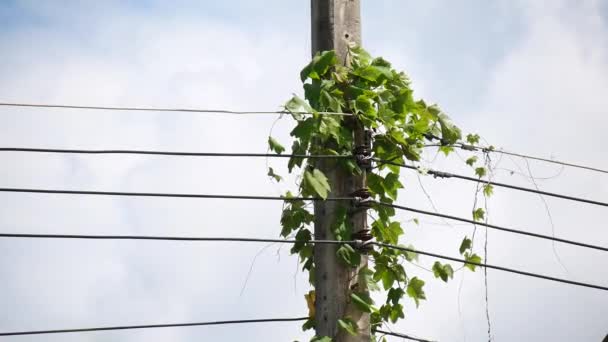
[0,1,607,342]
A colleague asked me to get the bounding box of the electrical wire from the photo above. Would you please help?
[2,147,604,208]
[424,141,608,175]
[0,314,429,340]
[0,187,352,202]
[0,102,352,116]
[0,317,309,337]
[373,158,608,208]
[3,102,603,172]
[1,233,607,291]
[374,242,608,291]
[0,148,350,159]
[0,233,345,245]
[374,329,435,342]
[375,202,608,252]
[0,187,605,252]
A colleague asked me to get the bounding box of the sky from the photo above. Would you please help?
[0,1,607,341]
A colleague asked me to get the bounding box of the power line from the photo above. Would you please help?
[374,329,435,342]
[3,147,605,208]
[424,140,608,175]
[0,187,352,202]
[0,147,349,159]
[0,317,308,337]
[0,233,345,246]
[494,148,608,174]
[1,233,607,291]
[374,158,608,208]
[2,147,605,208]
[0,102,352,116]
[0,187,605,252]
[376,202,608,252]
[0,314,428,340]
[374,242,608,291]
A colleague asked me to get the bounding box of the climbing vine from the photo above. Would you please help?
[268,46,492,340]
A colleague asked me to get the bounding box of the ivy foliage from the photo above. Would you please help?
[270,46,491,340]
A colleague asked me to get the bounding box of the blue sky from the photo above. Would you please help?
[0,1,607,341]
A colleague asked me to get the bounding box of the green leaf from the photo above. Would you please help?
[311,336,332,342]
[338,318,358,336]
[385,221,404,244]
[483,184,494,197]
[320,89,344,113]
[383,172,403,201]
[464,252,482,271]
[412,218,419,225]
[304,169,331,199]
[466,156,478,167]
[351,292,374,313]
[359,267,381,291]
[371,57,392,68]
[466,133,480,145]
[302,318,315,331]
[285,95,315,120]
[348,46,372,67]
[436,111,462,145]
[438,145,454,156]
[291,117,316,142]
[354,95,376,119]
[288,141,306,172]
[300,50,337,82]
[268,136,285,154]
[367,172,385,198]
[267,167,282,182]
[387,287,405,305]
[459,237,472,255]
[406,277,426,307]
[475,167,487,178]
[388,303,405,323]
[402,244,419,262]
[337,244,360,267]
[352,65,393,83]
[331,206,350,241]
[432,262,454,282]
[472,208,485,221]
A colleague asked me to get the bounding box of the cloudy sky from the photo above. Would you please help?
[0,1,607,341]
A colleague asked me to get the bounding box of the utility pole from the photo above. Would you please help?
[311,1,370,341]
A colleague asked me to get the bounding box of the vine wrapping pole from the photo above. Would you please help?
[311,1,370,341]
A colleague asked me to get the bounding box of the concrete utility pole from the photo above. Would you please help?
[311,1,370,341]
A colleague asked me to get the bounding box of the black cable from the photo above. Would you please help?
[0,148,350,159]
[375,202,608,252]
[374,242,608,291]
[374,329,435,342]
[0,187,353,202]
[1,233,607,291]
[0,102,351,116]
[5,146,604,206]
[424,140,608,175]
[3,147,603,207]
[374,158,608,208]
[1,187,605,252]
[1,146,603,210]
[493,148,608,174]
[0,233,345,246]
[0,317,308,337]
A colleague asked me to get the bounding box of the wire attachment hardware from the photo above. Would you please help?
[350,188,373,211]
[352,238,375,253]
[427,170,453,179]
[353,129,373,171]
[349,188,375,253]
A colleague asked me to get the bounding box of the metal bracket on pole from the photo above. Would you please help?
[353,129,373,171]
[350,188,375,253]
